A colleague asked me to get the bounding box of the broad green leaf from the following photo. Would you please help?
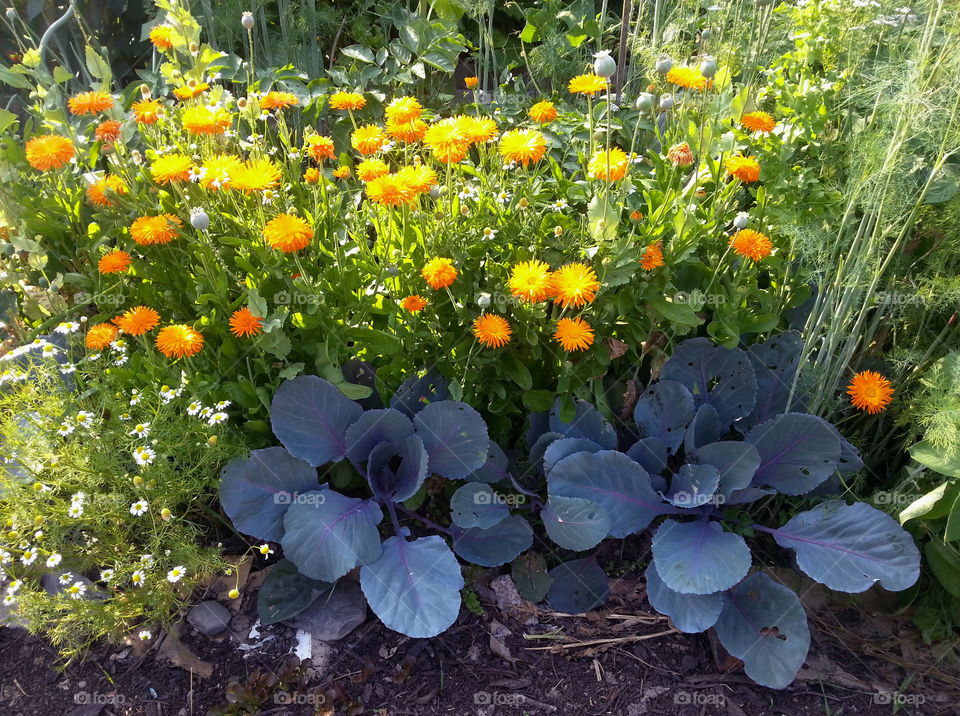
[910,440,960,477]
[340,44,375,64]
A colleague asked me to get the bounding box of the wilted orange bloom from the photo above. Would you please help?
[729,229,773,261]
[333,166,351,179]
[499,129,547,166]
[667,142,694,166]
[464,76,479,89]
[68,91,114,115]
[182,105,231,135]
[529,100,557,123]
[130,214,182,245]
[508,260,552,303]
[356,158,390,182]
[306,134,336,162]
[424,118,469,163]
[400,295,428,313]
[116,306,160,336]
[229,307,263,337]
[149,25,174,50]
[86,175,128,206]
[25,135,75,170]
[473,314,512,348]
[351,124,386,155]
[95,119,122,143]
[666,66,709,91]
[385,96,422,125]
[568,73,608,95]
[304,167,320,183]
[421,258,457,289]
[847,370,894,414]
[725,155,760,183]
[640,242,664,270]
[740,111,775,133]
[329,91,365,111]
[151,153,195,184]
[260,91,298,110]
[263,213,313,252]
[156,325,203,358]
[550,263,599,309]
[200,154,243,191]
[386,117,427,143]
[554,317,594,352]
[132,98,163,124]
[173,83,209,101]
[587,147,629,181]
[85,323,119,350]
[233,158,282,193]
[98,249,132,274]
[395,165,437,194]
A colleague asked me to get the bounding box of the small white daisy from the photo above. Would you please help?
[21,548,37,565]
[129,389,142,406]
[6,579,21,594]
[67,504,83,518]
[133,446,155,466]
[482,227,497,240]
[54,321,80,334]
[45,553,62,568]
[215,400,231,410]
[258,543,274,557]
[130,423,150,438]
[59,363,77,375]
[208,412,228,426]
[100,568,114,581]
[553,198,568,210]
[130,500,149,516]
[59,572,74,585]
[140,554,154,567]
[57,422,75,436]
[119,413,131,421]
[71,492,85,505]
[166,566,186,583]
[114,355,128,366]
[131,569,146,587]
[66,581,86,599]
[186,401,203,416]
[75,411,95,428]
[2,594,14,606]
[199,407,213,419]
[138,629,152,641]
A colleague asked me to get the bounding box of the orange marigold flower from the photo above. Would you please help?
[260,91,298,110]
[640,242,664,270]
[554,316,595,352]
[421,257,457,289]
[508,259,552,303]
[95,119,122,143]
[156,325,204,359]
[173,82,209,101]
[568,73,608,95]
[116,306,160,336]
[550,263,600,309]
[200,154,243,191]
[666,66,709,91]
[329,91,365,111]
[229,307,263,337]
[529,100,558,123]
[86,175,128,206]
[740,111,775,133]
[729,229,773,261]
[424,118,469,163]
[333,166,351,179]
[150,153,194,184]
[499,129,547,166]
[351,124,386,155]
[366,174,415,206]
[457,115,498,144]
[386,117,428,143]
[395,165,437,195]
[725,155,760,183]
[233,158,282,193]
[25,135,75,171]
[464,76,479,89]
[847,370,894,414]
[356,158,390,182]
[304,167,320,183]
[130,214,181,245]
[400,295,428,313]
[132,98,163,125]
[181,105,231,135]
[630,210,644,221]
[385,96,422,125]
[263,213,313,252]
[85,323,119,350]
[667,142,694,166]
[149,25,174,51]
[68,90,114,116]
[473,314,512,348]
[98,249,132,274]
[587,147,630,181]
[306,134,336,162]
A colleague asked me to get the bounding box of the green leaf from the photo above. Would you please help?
[0,108,18,133]
[520,22,538,43]
[926,165,959,204]
[84,45,112,84]
[0,65,31,89]
[247,288,268,318]
[422,51,455,73]
[910,440,960,477]
[257,559,332,626]
[502,353,533,390]
[587,195,618,241]
[945,491,960,542]
[647,293,702,327]
[512,551,552,602]
[522,389,554,412]
[925,539,960,598]
[278,362,305,380]
[400,25,420,53]
[348,327,400,356]
[340,44,375,64]
[337,381,373,400]
[900,482,954,524]
[52,66,74,84]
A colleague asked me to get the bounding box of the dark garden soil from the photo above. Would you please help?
[2,560,958,716]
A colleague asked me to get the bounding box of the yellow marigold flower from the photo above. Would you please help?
[385,96,422,125]
[473,314,512,348]
[181,105,231,135]
[85,323,118,350]
[464,76,479,89]
[86,175,128,206]
[550,263,599,309]
[233,158,282,193]
[529,100,558,124]
[421,258,457,289]
[173,83,209,101]
[400,295,428,313]
[229,307,263,337]
[329,91,366,111]
[356,158,390,182]
[457,115,498,144]
[333,166,351,179]
[116,306,160,336]
[25,135,75,171]
[260,91,298,110]
[395,165,437,195]
[150,153,194,184]
[587,147,629,181]
[306,134,336,162]
[666,66,709,91]
[508,260,552,303]
[263,213,313,252]
[200,154,243,191]
[149,25,174,51]
[304,167,320,183]
[568,73,608,95]
[725,155,760,183]
[98,249,132,274]
[68,90,114,115]
[499,128,547,166]
[554,317,594,352]
[366,174,415,206]
[424,118,469,164]
[667,142,694,166]
[729,229,773,262]
[847,370,894,414]
[740,111,775,133]
[351,124,386,155]
[95,119,122,144]
[386,117,428,143]
[130,214,181,245]
[156,325,204,359]
[132,98,163,125]
[640,242,664,270]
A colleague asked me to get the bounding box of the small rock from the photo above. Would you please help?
[283,579,366,641]
[490,575,524,609]
[187,601,231,637]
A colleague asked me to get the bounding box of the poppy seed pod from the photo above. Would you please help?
[190,209,209,231]
[635,92,656,112]
[701,28,713,40]
[655,57,673,74]
[477,293,491,308]
[733,212,750,229]
[659,94,675,111]
[593,50,617,78]
[700,58,718,78]
[241,11,255,30]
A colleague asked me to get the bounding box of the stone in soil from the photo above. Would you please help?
[187,600,232,637]
[283,579,366,641]
[41,571,107,600]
